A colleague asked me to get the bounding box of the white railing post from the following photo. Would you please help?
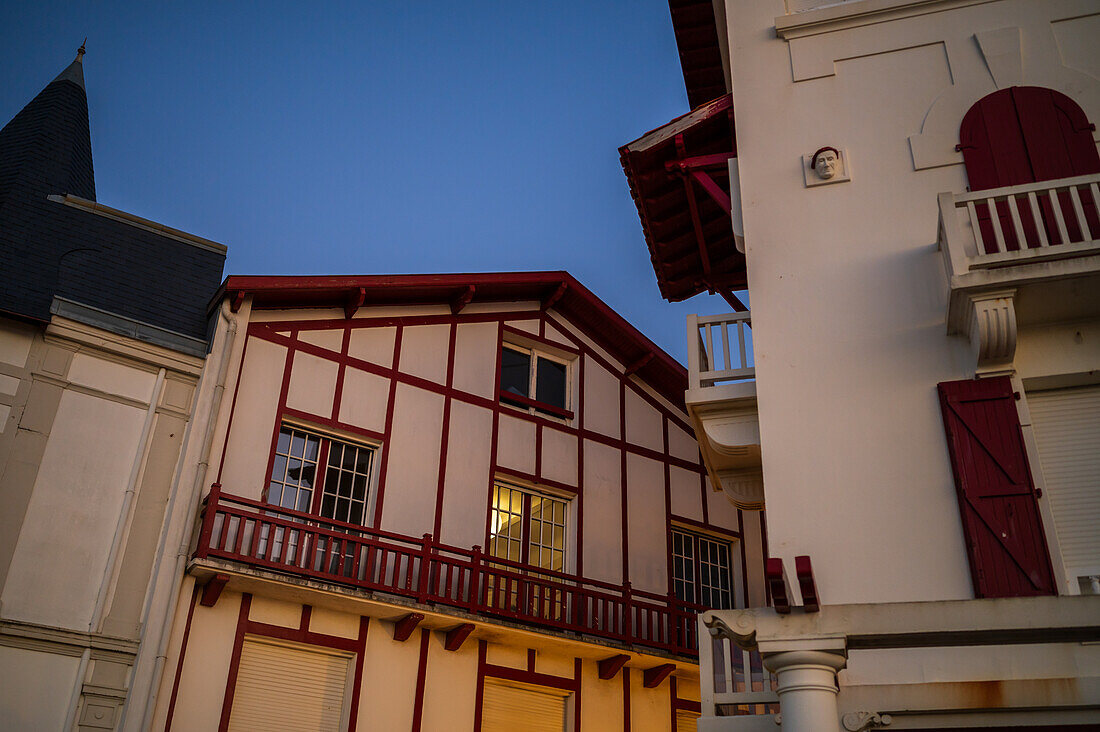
[699,614,716,716]
[686,314,701,391]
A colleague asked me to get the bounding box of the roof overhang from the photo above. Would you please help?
[216,272,690,409]
[620,94,745,307]
[668,0,728,109]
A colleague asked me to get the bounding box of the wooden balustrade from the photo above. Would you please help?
[687,311,754,390]
[698,624,778,717]
[194,488,703,657]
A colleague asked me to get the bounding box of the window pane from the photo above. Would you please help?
[500,348,530,398]
[535,357,566,409]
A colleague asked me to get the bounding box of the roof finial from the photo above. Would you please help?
[77,39,86,62]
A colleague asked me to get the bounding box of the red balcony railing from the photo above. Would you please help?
[194,486,703,657]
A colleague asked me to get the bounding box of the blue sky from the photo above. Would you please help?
[0,1,740,363]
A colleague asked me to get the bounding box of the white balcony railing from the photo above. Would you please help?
[698,624,778,717]
[938,172,1100,278]
[687,311,754,390]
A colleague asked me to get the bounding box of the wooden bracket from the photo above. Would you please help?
[542,282,567,311]
[444,623,476,651]
[624,351,653,377]
[795,555,820,612]
[230,291,245,313]
[766,558,792,614]
[345,287,366,319]
[450,285,476,315]
[597,654,630,680]
[643,663,676,688]
[393,613,424,642]
[199,573,230,607]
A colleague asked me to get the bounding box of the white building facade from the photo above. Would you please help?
[621,0,1100,729]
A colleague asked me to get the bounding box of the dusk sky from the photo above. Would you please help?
[1,1,743,363]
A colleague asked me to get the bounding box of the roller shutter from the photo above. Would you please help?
[676,709,701,731]
[227,637,351,732]
[481,678,568,732]
[1027,385,1100,583]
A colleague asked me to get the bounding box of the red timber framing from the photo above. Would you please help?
[938,377,1056,598]
[670,676,701,729]
[473,640,582,731]
[620,94,746,308]
[668,0,727,109]
[200,273,756,658]
[208,594,370,732]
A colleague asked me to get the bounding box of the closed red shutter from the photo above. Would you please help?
[959,87,1100,251]
[937,377,1056,598]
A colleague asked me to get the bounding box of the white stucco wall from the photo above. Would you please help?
[726,0,1100,605]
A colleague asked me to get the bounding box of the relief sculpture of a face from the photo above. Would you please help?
[813,148,839,180]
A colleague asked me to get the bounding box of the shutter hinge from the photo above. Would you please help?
[1014,391,1021,400]
[1035,488,1043,498]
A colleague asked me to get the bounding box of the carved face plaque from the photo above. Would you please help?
[814,149,839,180]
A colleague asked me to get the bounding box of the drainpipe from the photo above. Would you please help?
[90,368,166,630]
[121,301,238,731]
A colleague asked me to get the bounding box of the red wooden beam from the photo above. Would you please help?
[717,290,748,312]
[674,134,714,283]
[542,282,568,311]
[689,170,732,212]
[598,654,630,680]
[766,558,792,614]
[230,290,245,313]
[444,623,476,652]
[643,663,676,688]
[199,573,230,607]
[450,285,476,315]
[624,351,654,377]
[393,613,424,642]
[795,555,820,612]
[345,286,366,319]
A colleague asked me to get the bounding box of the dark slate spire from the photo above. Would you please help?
[0,44,95,209]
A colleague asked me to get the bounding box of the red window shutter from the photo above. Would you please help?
[959,87,1100,250]
[937,377,1056,598]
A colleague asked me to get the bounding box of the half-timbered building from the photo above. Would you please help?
[151,273,768,731]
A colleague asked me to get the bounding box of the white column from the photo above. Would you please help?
[764,649,846,732]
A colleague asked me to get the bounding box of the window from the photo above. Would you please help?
[268,424,376,525]
[672,529,734,609]
[499,344,571,419]
[489,482,568,572]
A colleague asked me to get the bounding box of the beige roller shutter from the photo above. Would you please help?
[227,637,352,732]
[482,678,569,732]
[1028,385,1100,583]
[676,709,701,732]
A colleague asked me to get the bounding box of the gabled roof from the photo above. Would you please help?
[220,272,690,408]
[0,49,226,349]
[620,94,745,305]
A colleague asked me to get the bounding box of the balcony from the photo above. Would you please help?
[937,173,1100,373]
[195,487,706,657]
[685,312,763,511]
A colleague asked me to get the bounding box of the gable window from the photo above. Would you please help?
[489,481,568,572]
[268,424,376,526]
[499,344,571,420]
[672,529,734,609]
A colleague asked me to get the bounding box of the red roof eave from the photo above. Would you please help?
[215,272,689,409]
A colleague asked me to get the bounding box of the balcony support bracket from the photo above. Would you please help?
[199,573,230,607]
[643,663,676,688]
[598,654,631,680]
[393,613,424,642]
[959,289,1017,378]
[444,623,476,651]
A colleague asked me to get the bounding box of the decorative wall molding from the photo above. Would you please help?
[975,26,1023,88]
[775,0,997,41]
[843,710,894,731]
[717,468,765,511]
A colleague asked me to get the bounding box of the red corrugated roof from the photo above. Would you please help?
[668,0,726,109]
[218,272,689,408]
[619,94,745,304]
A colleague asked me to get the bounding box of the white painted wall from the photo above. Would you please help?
[725,0,1100,605]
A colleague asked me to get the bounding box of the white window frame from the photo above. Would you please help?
[499,342,573,422]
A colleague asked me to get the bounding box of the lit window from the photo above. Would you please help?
[489,482,567,572]
[672,529,734,609]
[499,344,571,419]
[268,424,375,525]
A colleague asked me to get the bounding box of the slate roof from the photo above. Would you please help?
[0,51,225,350]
